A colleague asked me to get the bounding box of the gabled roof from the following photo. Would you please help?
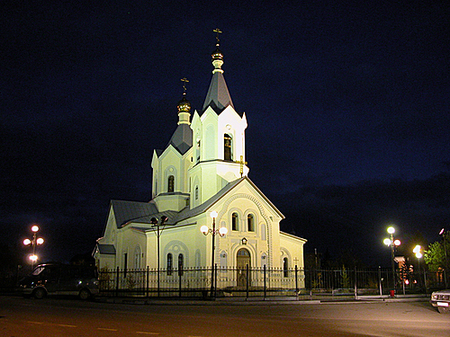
[170,176,284,224]
[96,243,116,255]
[169,178,243,223]
[110,200,176,228]
[109,178,283,230]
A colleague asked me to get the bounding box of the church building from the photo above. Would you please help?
[94,37,307,286]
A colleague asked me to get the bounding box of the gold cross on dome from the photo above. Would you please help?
[235,155,247,177]
[181,78,189,93]
[213,28,222,42]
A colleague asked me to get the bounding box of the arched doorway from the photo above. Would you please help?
[236,248,251,288]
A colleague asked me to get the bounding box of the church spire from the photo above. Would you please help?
[165,78,193,155]
[211,28,224,74]
[202,29,234,112]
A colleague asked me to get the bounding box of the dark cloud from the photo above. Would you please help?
[1,1,449,264]
[279,173,450,266]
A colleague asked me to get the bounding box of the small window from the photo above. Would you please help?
[247,214,254,232]
[224,134,232,161]
[178,254,184,276]
[195,186,199,200]
[196,139,201,162]
[134,246,141,269]
[283,257,288,277]
[220,251,227,270]
[232,213,238,231]
[168,175,174,193]
[261,253,267,269]
[167,253,173,275]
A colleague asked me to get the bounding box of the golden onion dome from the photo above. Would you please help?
[177,95,191,113]
[212,44,223,61]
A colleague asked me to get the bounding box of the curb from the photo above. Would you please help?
[95,295,428,306]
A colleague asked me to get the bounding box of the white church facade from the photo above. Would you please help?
[93,38,307,288]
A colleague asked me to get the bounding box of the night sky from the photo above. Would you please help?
[2,1,449,267]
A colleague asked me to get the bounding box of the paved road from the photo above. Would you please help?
[1,296,449,336]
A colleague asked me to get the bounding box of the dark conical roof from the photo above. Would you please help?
[202,43,234,112]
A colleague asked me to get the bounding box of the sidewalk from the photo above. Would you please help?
[96,294,429,306]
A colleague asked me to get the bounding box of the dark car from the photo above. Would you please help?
[18,263,99,300]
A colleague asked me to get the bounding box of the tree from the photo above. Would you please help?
[424,241,447,272]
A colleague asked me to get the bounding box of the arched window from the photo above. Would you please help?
[168,175,174,193]
[283,257,289,277]
[178,254,184,276]
[247,214,255,232]
[134,246,141,269]
[237,248,250,258]
[167,253,173,275]
[195,250,201,268]
[232,213,238,231]
[224,134,232,161]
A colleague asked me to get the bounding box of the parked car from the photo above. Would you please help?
[18,263,99,300]
[430,289,450,313]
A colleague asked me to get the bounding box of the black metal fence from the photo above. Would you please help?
[98,265,447,299]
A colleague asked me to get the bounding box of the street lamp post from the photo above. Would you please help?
[23,224,44,270]
[383,226,401,294]
[150,216,168,297]
[200,211,228,298]
[413,245,426,293]
[439,228,448,288]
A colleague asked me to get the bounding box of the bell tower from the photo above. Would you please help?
[189,30,249,208]
[151,79,193,212]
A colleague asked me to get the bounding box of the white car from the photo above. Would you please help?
[431,289,450,313]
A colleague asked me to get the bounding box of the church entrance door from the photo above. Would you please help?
[236,248,251,288]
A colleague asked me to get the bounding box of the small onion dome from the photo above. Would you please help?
[211,44,223,61]
[177,95,191,113]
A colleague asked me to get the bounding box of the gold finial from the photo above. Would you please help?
[213,28,222,43]
[181,77,189,94]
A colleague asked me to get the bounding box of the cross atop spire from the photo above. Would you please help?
[181,77,189,95]
[213,28,222,44]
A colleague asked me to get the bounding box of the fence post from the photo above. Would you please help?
[214,264,218,298]
[295,265,298,298]
[116,266,120,297]
[263,265,267,300]
[246,264,249,299]
[354,266,357,299]
[146,266,149,297]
